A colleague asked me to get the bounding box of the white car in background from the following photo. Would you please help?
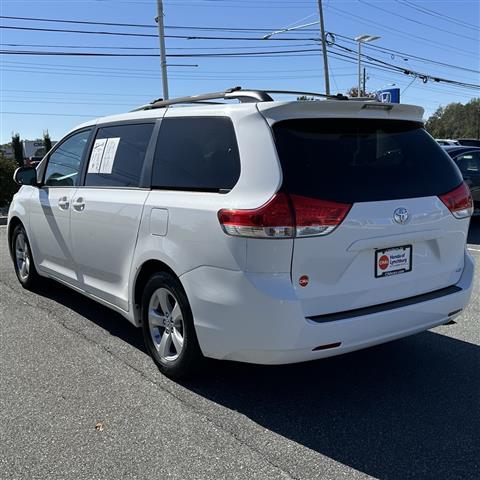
[8,88,475,378]
[436,138,461,146]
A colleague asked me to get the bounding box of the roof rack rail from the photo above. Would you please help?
[131,87,350,111]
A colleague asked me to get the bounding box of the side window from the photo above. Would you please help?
[44,130,91,187]
[456,152,480,174]
[85,123,154,187]
[152,117,240,192]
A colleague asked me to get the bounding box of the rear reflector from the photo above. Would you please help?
[218,193,351,238]
[439,182,473,219]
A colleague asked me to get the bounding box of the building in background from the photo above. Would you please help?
[22,139,47,158]
[0,144,14,160]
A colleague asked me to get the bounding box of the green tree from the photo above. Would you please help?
[346,87,376,98]
[43,130,52,152]
[0,152,19,207]
[11,133,23,167]
[425,98,480,139]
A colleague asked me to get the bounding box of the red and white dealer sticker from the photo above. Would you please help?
[375,245,412,278]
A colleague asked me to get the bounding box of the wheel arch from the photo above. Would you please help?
[7,216,23,260]
[132,259,184,325]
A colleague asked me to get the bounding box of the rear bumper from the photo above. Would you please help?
[180,251,475,364]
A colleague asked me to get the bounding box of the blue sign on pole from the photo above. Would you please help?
[376,88,400,103]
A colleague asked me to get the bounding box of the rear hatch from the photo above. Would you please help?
[270,115,471,317]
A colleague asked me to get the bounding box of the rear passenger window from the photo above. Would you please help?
[152,117,240,192]
[85,123,154,187]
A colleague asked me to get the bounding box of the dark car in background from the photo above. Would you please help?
[444,146,480,215]
[457,139,480,147]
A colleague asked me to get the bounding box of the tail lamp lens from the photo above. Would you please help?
[218,193,294,238]
[218,193,351,238]
[439,182,473,219]
[290,194,352,237]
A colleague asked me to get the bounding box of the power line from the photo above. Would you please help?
[358,0,478,42]
[0,47,329,57]
[0,24,316,41]
[0,14,318,32]
[3,37,478,75]
[0,14,157,28]
[1,67,353,81]
[397,0,479,31]
[0,111,105,117]
[331,32,480,75]
[332,44,480,89]
[2,99,137,106]
[2,88,159,97]
[325,4,479,58]
[360,43,480,75]
[0,42,318,51]
[1,15,478,69]
[2,45,478,91]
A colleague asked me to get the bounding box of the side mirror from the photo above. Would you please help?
[14,166,39,186]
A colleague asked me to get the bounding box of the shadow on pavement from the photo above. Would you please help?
[468,216,480,245]
[184,332,479,479]
[35,279,146,354]
[31,218,480,480]
[36,278,479,479]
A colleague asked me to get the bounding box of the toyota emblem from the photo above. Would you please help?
[393,207,410,224]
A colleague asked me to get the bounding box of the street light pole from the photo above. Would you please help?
[354,35,381,97]
[317,0,330,95]
[156,0,169,100]
[357,40,362,97]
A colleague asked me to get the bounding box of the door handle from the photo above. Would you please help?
[72,197,86,212]
[58,197,70,210]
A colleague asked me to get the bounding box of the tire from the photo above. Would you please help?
[11,224,40,290]
[141,272,203,379]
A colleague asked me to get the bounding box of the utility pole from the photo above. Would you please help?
[362,67,366,96]
[317,0,330,95]
[156,0,169,100]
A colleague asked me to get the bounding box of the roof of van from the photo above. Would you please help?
[72,99,424,133]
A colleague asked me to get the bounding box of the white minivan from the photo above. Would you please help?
[8,88,475,378]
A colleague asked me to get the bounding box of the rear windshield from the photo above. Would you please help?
[272,119,462,203]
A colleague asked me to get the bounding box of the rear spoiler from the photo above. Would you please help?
[257,100,424,125]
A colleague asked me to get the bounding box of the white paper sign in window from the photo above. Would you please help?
[99,137,120,174]
[88,138,107,173]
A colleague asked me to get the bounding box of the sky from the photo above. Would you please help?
[0,0,479,143]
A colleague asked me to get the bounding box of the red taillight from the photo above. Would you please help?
[439,182,473,219]
[218,193,351,238]
[218,193,294,238]
[290,195,352,237]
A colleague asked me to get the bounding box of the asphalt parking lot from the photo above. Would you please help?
[0,222,479,480]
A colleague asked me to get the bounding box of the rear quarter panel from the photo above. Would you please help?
[128,105,286,322]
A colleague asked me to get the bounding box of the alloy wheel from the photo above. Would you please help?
[148,287,185,362]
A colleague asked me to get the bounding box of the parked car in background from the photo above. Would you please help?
[26,156,44,168]
[457,139,480,147]
[436,139,461,146]
[7,88,475,378]
[444,146,480,216]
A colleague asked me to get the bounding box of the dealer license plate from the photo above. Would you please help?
[375,245,412,278]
